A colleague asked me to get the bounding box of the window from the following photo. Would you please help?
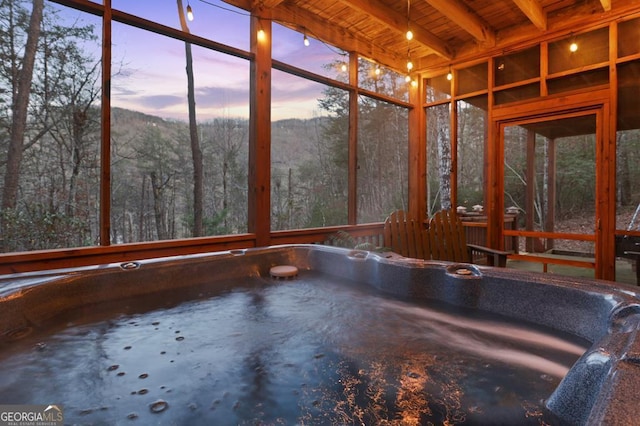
[357,97,409,222]
[426,104,451,215]
[456,96,488,210]
[110,22,250,243]
[111,0,250,50]
[0,1,102,252]
[271,70,348,229]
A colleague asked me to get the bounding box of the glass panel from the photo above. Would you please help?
[111,0,250,51]
[456,96,487,211]
[0,1,102,252]
[615,60,640,286]
[271,70,347,230]
[273,23,348,80]
[426,74,451,103]
[456,62,487,96]
[357,97,409,223]
[111,23,250,243]
[357,57,409,102]
[426,104,451,215]
[618,17,640,58]
[494,83,539,105]
[494,46,540,87]
[503,115,597,277]
[547,68,609,95]
[548,27,609,75]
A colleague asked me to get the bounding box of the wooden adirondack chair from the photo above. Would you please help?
[383,210,432,260]
[383,209,511,267]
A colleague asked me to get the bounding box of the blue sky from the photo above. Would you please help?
[57,0,345,121]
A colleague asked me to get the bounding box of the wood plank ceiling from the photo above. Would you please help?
[224,0,639,74]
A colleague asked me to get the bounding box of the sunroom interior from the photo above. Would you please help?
[1,0,640,286]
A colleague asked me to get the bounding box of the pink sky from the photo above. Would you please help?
[59,0,345,121]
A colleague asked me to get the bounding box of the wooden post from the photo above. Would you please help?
[348,52,358,224]
[248,10,271,246]
[100,0,112,245]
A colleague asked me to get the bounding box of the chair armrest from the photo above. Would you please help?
[467,244,513,267]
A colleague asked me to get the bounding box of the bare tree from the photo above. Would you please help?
[2,0,44,213]
[176,0,203,237]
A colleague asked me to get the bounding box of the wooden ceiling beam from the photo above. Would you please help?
[599,0,612,11]
[339,0,453,59]
[261,0,285,7]
[423,0,495,46]
[272,2,409,71]
[226,0,445,70]
[511,0,547,30]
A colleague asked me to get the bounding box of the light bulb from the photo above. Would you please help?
[186,4,193,21]
[257,29,266,42]
[341,63,347,72]
[447,72,453,81]
[406,29,413,41]
[405,75,411,83]
[303,35,310,47]
[411,79,418,88]
[407,60,413,71]
[374,65,381,76]
[569,41,578,52]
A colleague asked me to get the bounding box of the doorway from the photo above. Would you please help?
[493,97,613,281]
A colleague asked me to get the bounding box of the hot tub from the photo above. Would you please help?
[0,244,639,425]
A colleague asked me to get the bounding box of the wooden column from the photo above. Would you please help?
[100,0,112,245]
[408,75,426,221]
[248,11,271,246]
[348,52,358,224]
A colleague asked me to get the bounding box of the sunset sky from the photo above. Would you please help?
[56,0,345,121]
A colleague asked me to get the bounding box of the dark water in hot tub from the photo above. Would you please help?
[0,271,587,425]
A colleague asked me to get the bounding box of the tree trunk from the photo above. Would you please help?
[176,0,203,237]
[436,108,451,210]
[150,171,168,240]
[2,0,44,213]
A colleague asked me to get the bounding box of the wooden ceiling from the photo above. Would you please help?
[224,0,639,74]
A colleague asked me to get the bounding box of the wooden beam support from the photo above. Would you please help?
[261,0,284,7]
[511,0,547,30]
[339,0,453,60]
[599,0,612,12]
[248,11,272,246]
[424,0,495,46]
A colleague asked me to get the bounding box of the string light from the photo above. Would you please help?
[186,2,194,21]
[341,63,347,72]
[303,33,310,47]
[406,0,413,40]
[405,74,411,83]
[447,67,453,81]
[569,39,578,52]
[568,33,578,52]
[411,79,418,88]
[374,64,381,76]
